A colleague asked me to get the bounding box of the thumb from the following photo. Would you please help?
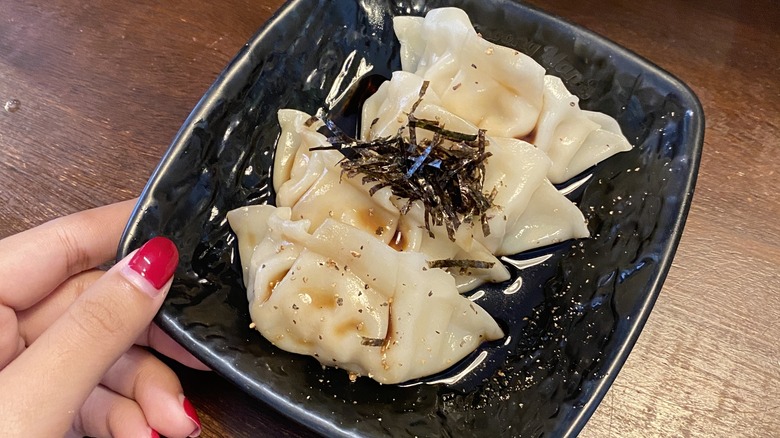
[0,237,178,437]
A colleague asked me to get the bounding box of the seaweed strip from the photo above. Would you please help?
[428,259,496,270]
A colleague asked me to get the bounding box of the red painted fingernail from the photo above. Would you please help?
[150,429,160,438]
[127,237,179,289]
[182,396,202,437]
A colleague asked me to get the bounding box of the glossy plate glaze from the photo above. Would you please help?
[118,0,704,436]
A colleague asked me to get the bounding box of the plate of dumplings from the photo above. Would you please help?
[119,1,704,436]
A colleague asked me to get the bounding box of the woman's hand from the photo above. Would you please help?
[0,200,206,438]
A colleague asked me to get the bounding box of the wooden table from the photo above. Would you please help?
[1,0,778,436]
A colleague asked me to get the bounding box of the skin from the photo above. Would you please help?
[0,200,208,438]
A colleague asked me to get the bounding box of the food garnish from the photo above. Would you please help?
[312,83,495,240]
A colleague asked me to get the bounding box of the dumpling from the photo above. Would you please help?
[390,136,590,289]
[274,109,402,243]
[361,92,510,288]
[394,7,546,138]
[477,136,557,254]
[499,179,590,255]
[272,105,511,290]
[360,76,588,275]
[273,109,342,207]
[362,75,475,142]
[228,206,504,384]
[227,205,310,303]
[393,8,632,184]
[226,204,279,288]
[533,76,633,183]
[288,161,402,244]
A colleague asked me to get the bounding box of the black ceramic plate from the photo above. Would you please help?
[119,0,704,436]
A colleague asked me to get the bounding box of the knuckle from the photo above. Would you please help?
[107,398,140,438]
[53,221,92,275]
[0,305,18,340]
[65,270,104,300]
[69,294,126,342]
[71,408,87,437]
[144,324,161,348]
[131,358,160,396]
[75,388,132,438]
[0,306,24,367]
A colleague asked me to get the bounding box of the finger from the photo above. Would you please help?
[0,199,136,311]
[0,305,25,368]
[69,385,156,438]
[102,346,202,438]
[17,271,209,371]
[16,270,104,344]
[142,325,210,371]
[0,237,178,437]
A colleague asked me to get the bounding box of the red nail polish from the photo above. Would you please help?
[150,429,160,438]
[127,237,179,289]
[182,397,202,437]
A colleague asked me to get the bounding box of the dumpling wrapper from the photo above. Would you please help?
[228,206,504,384]
[273,109,342,208]
[534,76,633,183]
[227,205,309,303]
[274,108,402,243]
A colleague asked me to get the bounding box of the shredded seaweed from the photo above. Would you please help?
[360,337,385,347]
[428,259,495,270]
[311,82,495,241]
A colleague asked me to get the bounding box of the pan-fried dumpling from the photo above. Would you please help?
[394,7,546,138]
[228,206,504,384]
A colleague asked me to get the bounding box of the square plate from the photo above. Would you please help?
[118,0,704,436]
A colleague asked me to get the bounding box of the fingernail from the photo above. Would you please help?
[182,396,202,437]
[127,237,179,290]
[150,429,160,438]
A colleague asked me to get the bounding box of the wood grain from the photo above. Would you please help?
[1,0,778,437]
